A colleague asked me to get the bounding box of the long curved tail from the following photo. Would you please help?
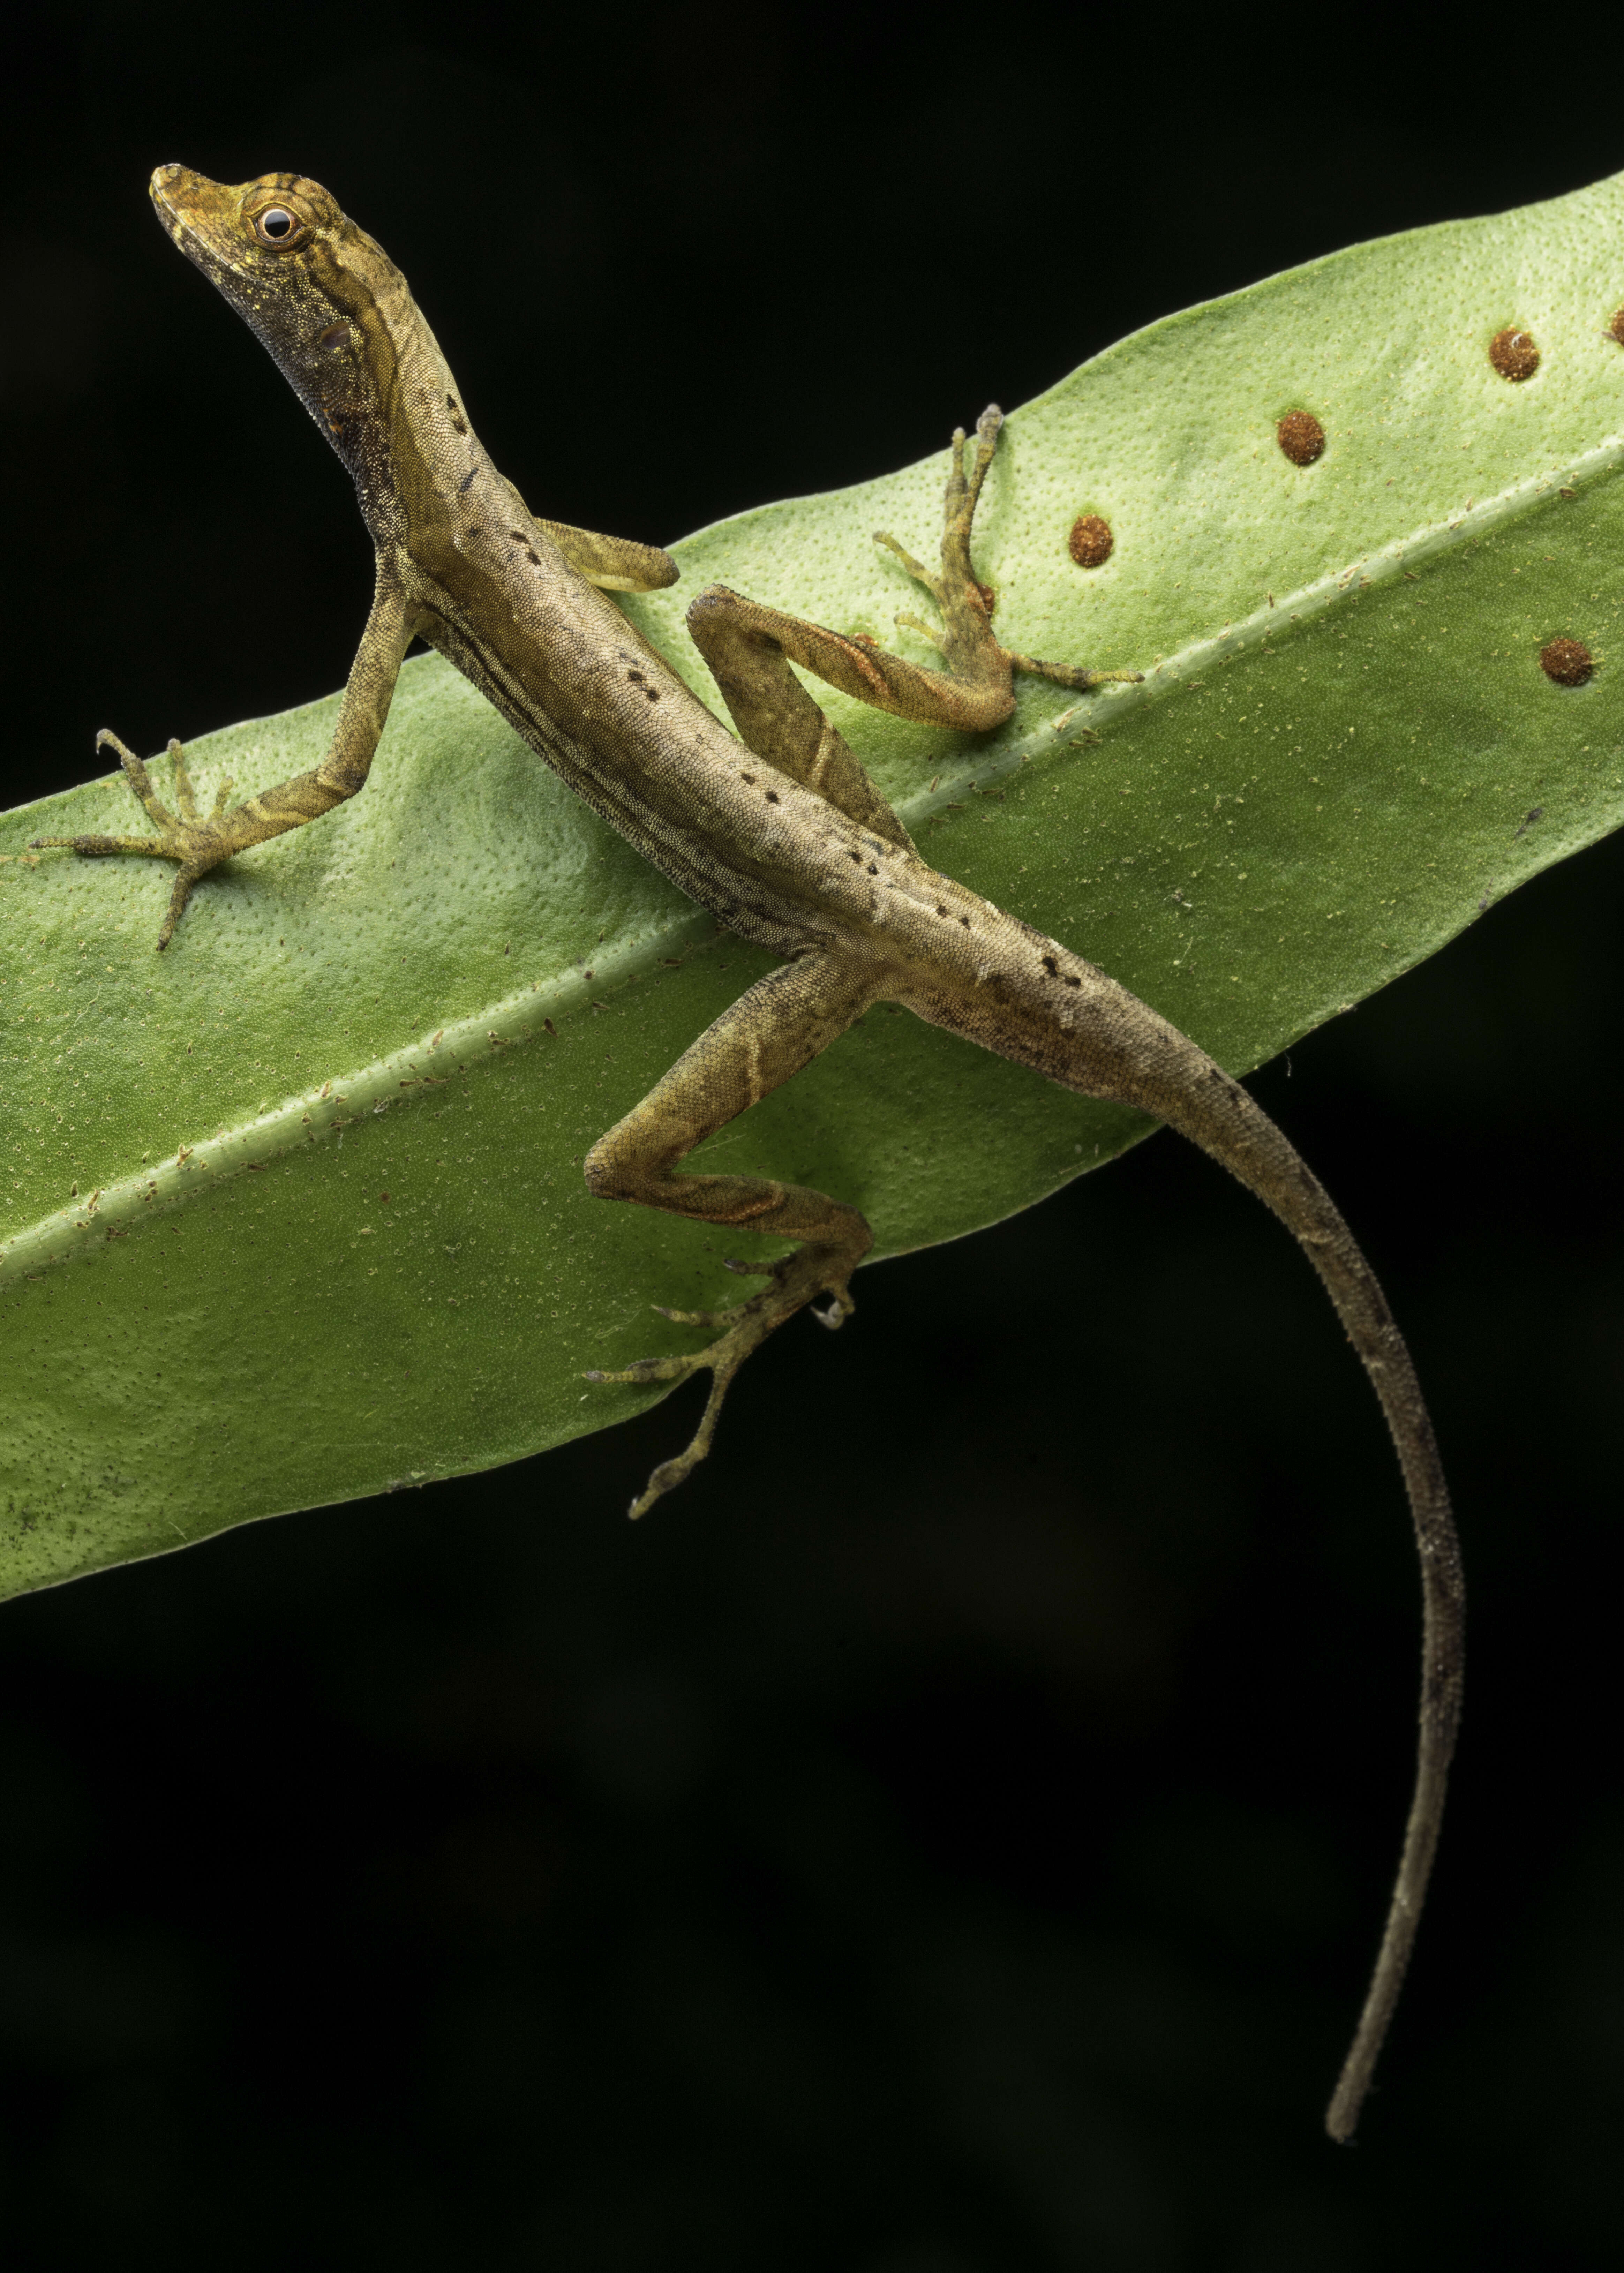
[902,923,1464,2138]
[1112,1013,1465,2142]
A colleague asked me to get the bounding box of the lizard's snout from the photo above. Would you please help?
[149,162,209,214]
[148,163,238,234]
[149,162,191,206]
[149,163,199,235]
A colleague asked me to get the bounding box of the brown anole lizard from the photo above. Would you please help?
[33,166,1464,2143]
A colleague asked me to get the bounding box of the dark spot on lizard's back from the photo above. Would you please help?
[866,863,878,875]
[765,791,780,804]
[1063,974,1081,988]
[1540,637,1593,685]
[849,850,863,863]
[1067,515,1113,569]
[446,393,469,435]
[1276,411,1325,467]
[740,773,757,785]
[1489,327,1540,382]
[959,915,971,927]
[1041,954,1059,975]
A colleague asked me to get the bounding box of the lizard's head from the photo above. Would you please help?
[150,165,409,472]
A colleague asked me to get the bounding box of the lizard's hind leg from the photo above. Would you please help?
[584,952,879,1520]
[877,404,1144,700]
[686,407,1139,740]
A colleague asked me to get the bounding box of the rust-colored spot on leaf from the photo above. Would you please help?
[1067,514,1113,568]
[1276,412,1325,467]
[1540,637,1593,686]
[1609,308,1624,347]
[1489,327,1540,382]
[972,578,998,614]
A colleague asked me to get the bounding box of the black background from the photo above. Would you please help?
[2,7,1622,2267]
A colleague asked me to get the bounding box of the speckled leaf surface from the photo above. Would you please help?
[4,172,1624,1599]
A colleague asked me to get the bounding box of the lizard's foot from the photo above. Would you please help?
[31,730,238,949]
[585,1242,859,1520]
[874,405,1143,700]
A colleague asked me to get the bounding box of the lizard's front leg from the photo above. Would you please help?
[584,951,879,1519]
[32,571,419,948]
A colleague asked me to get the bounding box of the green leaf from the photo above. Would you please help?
[4,173,1623,1600]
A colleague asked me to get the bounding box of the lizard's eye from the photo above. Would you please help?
[253,206,300,246]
